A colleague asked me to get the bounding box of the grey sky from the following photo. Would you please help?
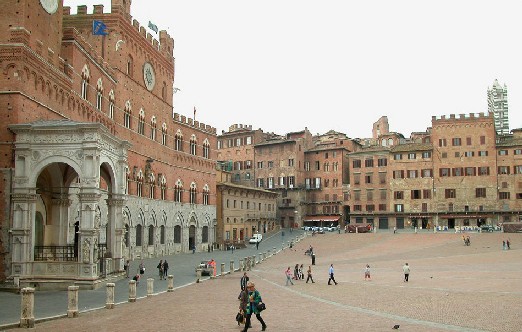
[65,0,522,138]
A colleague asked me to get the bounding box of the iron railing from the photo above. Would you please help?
[34,246,76,261]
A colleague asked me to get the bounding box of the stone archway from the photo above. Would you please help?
[8,121,130,289]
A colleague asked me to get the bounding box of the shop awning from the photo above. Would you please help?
[303,216,340,222]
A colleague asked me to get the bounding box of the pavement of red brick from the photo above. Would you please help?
[5,232,522,332]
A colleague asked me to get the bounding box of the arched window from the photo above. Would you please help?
[150,116,157,141]
[174,179,183,203]
[190,135,197,155]
[324,162,330,172]
[148,173,155,199]
[81,64,90,99]
[148,225,154,245]
[160,175,167,200]
[160,225,165,244]
[136,170,143,197]
[136,224,142,246]
[203,184,210,205]
[202,139,210,158]
[138,108,145,135]
[108,90,115,119]
[96,78,103,111]
[175,130,183,151]
[124,100,132,128]
[161,123,167,145]
[174,225,181,243]
[202,226,209,243]
[126,55,133,76]
[162,81,167,100]
[190,182,197,204]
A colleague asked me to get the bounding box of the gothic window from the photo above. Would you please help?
[174,180,183,203]
[175,130,183,151]
[203,139,210,159]
[138,108,145,135]
[108,90,115,119]
[81,64,90,99]
[124,100,132,129]
[148,225,154,245]
[150,116,157,141]
[136,170,143,197]
[148,173,155,199]
[136,224,142,246]
[190,182,197,204]
[203,184,210,205]
[161,123,167,145]
[160,175,167,200]
[96,78,103,111]
[190,135,197,155]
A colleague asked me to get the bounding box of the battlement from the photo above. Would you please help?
[432,112,491,122]
[173,113,216,135]
[63,4,174,59]
[228,124,253,132]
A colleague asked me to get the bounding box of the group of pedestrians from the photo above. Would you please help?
[237,272,267,332]
[502,239,511,250]
[285,264,315,285]
[156,259,169,280]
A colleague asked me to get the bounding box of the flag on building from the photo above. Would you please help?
[92,20,108,36]
[193,106,196,120]
[148,21,158,33]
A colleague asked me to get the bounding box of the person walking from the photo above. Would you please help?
[306,265,315,283]
[299,264,304,279]
[364,264,371,280]
[163,260,169,279]
[124,259,130,278]
[139,261,145,275]
[328,264,338,285]
[238,272,249,299]
[238,286,250,327]
[242,282,267,332]
[293,264,299,280]
[157,259,164,280]
[403,262,410,282]
[285,267,294,286]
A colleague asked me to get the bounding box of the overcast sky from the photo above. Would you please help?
[64,0,522,138]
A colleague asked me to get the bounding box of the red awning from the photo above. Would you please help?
[303,216,340,222]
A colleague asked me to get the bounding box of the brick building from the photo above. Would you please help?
[215,168,278,248]
[0,1,216,288]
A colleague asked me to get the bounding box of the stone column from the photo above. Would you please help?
[78,191,102,278]
[220,262,225,276]
[19,287,35,328]
[67,286,79,318]
[230,260,234,272]
[167,275,174,292]
[106,195,126,272]
[147,278,154,297]
[129,280,137,302]
[106,283,115,309]
[11,193,38,277]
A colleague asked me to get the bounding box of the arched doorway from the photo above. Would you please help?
[189,225,196,252]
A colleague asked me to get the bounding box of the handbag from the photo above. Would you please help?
[236,311,244,323]
[256,302,266,311]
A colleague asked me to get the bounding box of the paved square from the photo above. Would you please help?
[10,232,521,332]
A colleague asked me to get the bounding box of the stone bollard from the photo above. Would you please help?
[19,287,35,328]
[251,255,256,267]
[167,275,174,292]
[239,259,244,271]
[244,257,249,271]
[129,280,137,302]
[221,262,225,276]
[230,260,235,272]
[259,253,263,262]
[263,252,266,261]
[273,247,277,254]
[147,278,154,297]
[196,269,202,283]
[106,283,115,309]
[67,285,79,318]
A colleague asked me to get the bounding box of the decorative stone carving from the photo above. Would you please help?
[82,238,91,263]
